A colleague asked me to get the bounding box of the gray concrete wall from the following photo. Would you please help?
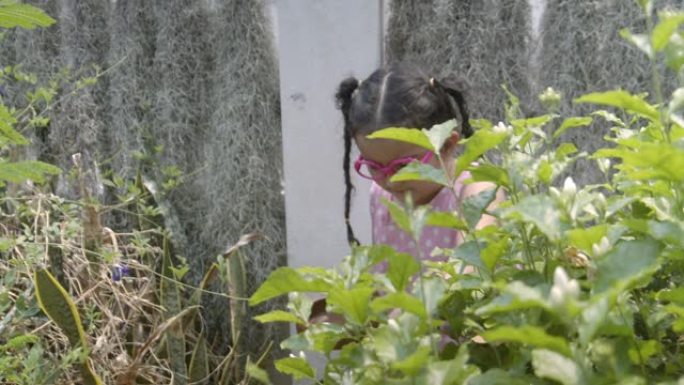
[277,0,382,270]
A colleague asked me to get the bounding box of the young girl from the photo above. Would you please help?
[336,65,498,261]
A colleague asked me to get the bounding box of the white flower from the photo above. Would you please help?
[562,177,577,196]
[493,121,512,134]
[549,267,580,307]
[592,236,611,257]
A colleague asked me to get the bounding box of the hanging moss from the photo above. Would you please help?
[7,0,286,362]
[386,0,531,123]
[538,0,682,183]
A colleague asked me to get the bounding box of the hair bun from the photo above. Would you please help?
[335,77,359,112]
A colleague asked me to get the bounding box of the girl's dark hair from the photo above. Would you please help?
[335,65,473,246]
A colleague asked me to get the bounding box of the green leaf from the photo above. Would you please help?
[413,277,447,316]
[370,292,427,318]
[34,269,103,385]
[504,195,564,241]
[387,251,420,291]
[620,29,653,58]
[652,11,684,52]
[327,287,373,324]
[0,2,55,29]
[665,32,684,71]
[450,240,486,271]
[481,239,507,272]
[476,282,549,316]
[425,211,467,230]
[565,224,608,253]
[532,349,584,385]
[468,369,529,385]
[425,346,480,385]
[34,269,87,348]
[392,346,431,376]
[555,143,578,159]
[537,160,552,185]
[455,130,507,175]
[382,197,411,234]
[553,116,593,139]
[0,104,27,144]
[511,114,556,132]
[483,326,572,357]
[367,127,433,151]
[468,164,510,188]
[648,220,684,248]
[594,239,661,293]
[275,357,315,380]
[462,187,497,229]
[657,287,684,305]
[249,267,331,306]
[575,90,659,121]
[390,162,448,185]
[0,160,61,184]
[628,340,662,364]
[424,119,457,151]
[594,143,684,182]
[188,336,209,384]
[246,360,273,385]
[253,310,305,325]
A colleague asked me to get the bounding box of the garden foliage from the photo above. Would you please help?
[252,4,684,384]
[0,2,273,384]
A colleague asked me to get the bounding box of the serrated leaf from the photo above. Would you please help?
[462,188,497,229]
[370,292,427,318]
[275,357,315,380]
[575,90,659,121]
[387,251,420,291]
[553,116,593,139]
[249,267,331,306]
[532,349,584,385]
[0,160,61,184]
[483,326,571,357]
[327,287,373,324]
[253,310,305,325]
[390,162,448,185]
[0,104,27,144]
[652,11,684,52]
[0,2,55,29]
[367,127,433,151]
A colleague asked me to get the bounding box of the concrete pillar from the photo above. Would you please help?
[278,0,382,270]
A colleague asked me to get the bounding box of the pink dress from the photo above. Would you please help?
[369,172,470,262]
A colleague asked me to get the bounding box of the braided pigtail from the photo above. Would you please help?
[434,78,473,138]
[335,77,360,246]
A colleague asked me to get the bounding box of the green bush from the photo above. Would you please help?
[252,4,684,384]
